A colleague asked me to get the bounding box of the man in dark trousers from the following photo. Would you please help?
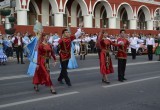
[57,27,82,86]
[146,34,155,61]
[117,30,130,82]
[12,32,25,64]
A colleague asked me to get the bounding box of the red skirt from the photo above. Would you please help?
[99,51,114,75]
[33,58,53,87]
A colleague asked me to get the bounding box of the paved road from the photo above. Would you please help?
[0,54,160,110]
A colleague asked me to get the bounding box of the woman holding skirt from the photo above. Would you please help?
[33,34,57,94]
[99,31,118,84]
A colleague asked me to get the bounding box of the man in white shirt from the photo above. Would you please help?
[12,32,25,64]
[48,32,60,55]
[129,34,144,59]
[146,34,155,61]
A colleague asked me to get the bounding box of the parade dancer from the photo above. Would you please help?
[79,34,87,60]
[67,41,78,69]
[99,30,118,84]
[33,34,57,94]
[0,34,7,65]
[5,36,13,60]
[67,25,78,69]
[57,25,82,86]
[117,30,130,82]
[155,34,160,61]
[27,21,43,76]
[23,32,30,57]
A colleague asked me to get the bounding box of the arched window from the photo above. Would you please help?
[28,2,37,25]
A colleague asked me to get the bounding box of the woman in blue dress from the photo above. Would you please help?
[0,35,7,65]
[67,42,78,69]
[27,21,43,76]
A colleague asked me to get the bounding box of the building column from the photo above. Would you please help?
[17,10,28,25]
[54,13,63,27]
[129,19,137,29]
[109,17,117,29]
[147,20,154,30]
[83,14,93,28]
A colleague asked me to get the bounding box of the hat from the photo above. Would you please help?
[33,20,43,33]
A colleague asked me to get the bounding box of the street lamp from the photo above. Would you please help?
[68,23,71,26]
[154,10,160,30]
[96,24,99,28]
[123,23,126,29]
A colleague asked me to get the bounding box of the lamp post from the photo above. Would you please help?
[123,23,126,29]
[96,24,99,28]
[154,10,160,30]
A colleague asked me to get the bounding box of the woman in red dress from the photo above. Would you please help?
[33,34,57,94]
[99,31,117,84]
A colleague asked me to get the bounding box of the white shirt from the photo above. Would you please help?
[75,28,82,38]
[146,38,155,47]
[129,37,144,49]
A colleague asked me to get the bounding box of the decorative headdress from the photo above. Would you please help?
[33,20,43,39]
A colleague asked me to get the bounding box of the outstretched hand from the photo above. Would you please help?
[79,22,84,28]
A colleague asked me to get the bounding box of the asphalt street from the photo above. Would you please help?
[0,54,160,110]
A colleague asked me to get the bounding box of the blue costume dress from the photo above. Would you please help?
[67,42,78,69]
[27,37,38,76]
[0,40,7,63]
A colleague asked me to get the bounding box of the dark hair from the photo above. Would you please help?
[120,29,125,34]
[62,29,68,34]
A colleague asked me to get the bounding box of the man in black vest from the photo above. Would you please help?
[12,32,25,64]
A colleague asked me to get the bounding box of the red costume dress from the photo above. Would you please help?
[33,43,56,87]
[99,38,114,75]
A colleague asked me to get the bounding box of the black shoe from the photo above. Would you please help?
[34,86,39,92]
[50,89,57,94]
[67,83,72,87]
[58,79,64,84]
[21,62,25,64]
[2,63,6,65]
[102,79,110,84]
[118,79,124,82]
[123,78,127,80]
[59,80,64,84]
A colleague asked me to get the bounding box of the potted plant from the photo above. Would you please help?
[9,17,16,22]
[0,9,11,16]
[5,28,16,35]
